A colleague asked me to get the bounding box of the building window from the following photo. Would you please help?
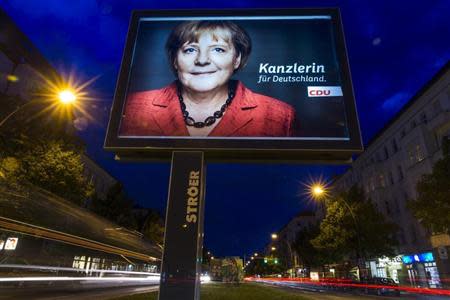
[404,192,409,202]
[73,256,86,269]
[420,112,428,124]
[400,128,406,138]
[392,139,399,152]
[384,146,389,160]
[385,200,391,215]
[370,177,375,191]
[416,144,425,161]
[408,144,425,163]
[411,120,417,129]
[393,197,400,213]
[388,171,394,185]
[397,165,404,180]
[379,174,386,188]
[432,100,441,116]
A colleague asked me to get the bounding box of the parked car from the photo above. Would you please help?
[364,277,400,297]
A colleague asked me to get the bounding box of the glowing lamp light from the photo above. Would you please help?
[312,185,324,197]
[271,233,278,240]
[58,89,76,104]
[271,246,276,251]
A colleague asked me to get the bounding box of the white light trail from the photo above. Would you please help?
[0,264,159,276]
[0,276,160,283]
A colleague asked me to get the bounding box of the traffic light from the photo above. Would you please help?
[274,258,278,264]
[264,258,268,263]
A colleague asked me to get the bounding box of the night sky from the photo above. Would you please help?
[2,0,449,258]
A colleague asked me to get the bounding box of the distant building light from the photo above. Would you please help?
[6,74,18,82]
[4,237,18,250]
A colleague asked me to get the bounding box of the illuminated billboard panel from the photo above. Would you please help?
[105,9,362,161]
[4,237,18,250]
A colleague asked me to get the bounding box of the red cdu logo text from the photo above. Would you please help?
[307,86,343,97]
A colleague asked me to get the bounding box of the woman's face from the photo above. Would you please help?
[175,29,241,93]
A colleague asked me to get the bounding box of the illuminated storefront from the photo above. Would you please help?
[402,252,441,288]
[368,255,403,283]
[368,252,441,288]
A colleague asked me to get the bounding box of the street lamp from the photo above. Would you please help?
[312,185,324,197]
[0,87,78,128]
[270,232,297,277]
[58,89,77,104]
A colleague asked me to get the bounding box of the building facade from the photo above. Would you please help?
[333,62,450,288]
[267,211,319,277]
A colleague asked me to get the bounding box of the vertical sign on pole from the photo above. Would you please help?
[158,151,206,300]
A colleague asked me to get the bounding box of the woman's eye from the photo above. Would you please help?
[213,47,226,53]
[183,47,196,54]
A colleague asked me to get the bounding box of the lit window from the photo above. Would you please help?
[379,174,386,188]
[408,144,425,163]
[416,144,425,161]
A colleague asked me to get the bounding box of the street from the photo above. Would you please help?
[0,285,158,300]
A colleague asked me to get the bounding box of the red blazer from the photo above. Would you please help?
[119,81,296,137]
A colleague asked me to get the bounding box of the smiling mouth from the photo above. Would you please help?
[191,71,217,75]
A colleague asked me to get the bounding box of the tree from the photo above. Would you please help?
[312,186,397,263]
[408,139,450,233]
[15,140,93,205]
[292,224,329,270]
[90,182,137,229]
[141,210,164,246]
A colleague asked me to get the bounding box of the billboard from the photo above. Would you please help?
[105,9,362,162]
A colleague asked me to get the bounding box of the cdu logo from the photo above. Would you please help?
[307,86,343,97]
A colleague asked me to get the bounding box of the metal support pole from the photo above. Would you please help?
[158,151,206,300]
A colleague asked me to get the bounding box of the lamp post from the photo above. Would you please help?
[0,88,77,128]
[309,182,364,278]
[271,232,296,277]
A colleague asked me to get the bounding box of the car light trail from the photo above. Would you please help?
[0,264,159,276]
[0,276,160,282]
[245,277,450,297]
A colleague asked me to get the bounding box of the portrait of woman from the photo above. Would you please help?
[119,20,296,137]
